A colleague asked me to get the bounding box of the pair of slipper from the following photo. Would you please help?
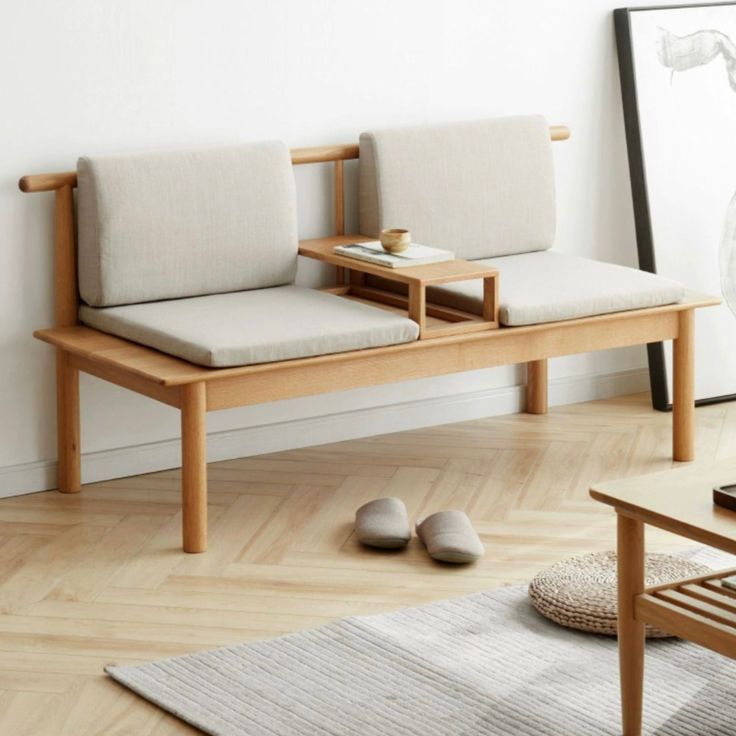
[355,497,484,564]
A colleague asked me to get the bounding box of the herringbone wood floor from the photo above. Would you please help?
[1,392,734,734]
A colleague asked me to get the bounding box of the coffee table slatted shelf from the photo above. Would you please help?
[637,569,736,658]
[300,234,499,339]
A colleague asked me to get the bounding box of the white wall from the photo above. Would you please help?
[0,0,651,495]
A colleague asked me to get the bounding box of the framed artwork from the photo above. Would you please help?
[616,2,736,409]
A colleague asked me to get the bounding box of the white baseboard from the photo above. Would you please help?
[0,368,649,499]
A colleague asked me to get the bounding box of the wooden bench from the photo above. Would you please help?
[20,123,719,553]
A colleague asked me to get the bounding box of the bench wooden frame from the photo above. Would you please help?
[20,124,719,553]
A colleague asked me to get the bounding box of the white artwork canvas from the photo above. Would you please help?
[618,3,736,406]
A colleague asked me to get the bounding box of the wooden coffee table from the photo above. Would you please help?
[591,460,736,736]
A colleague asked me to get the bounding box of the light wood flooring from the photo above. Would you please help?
[1,392,735,734]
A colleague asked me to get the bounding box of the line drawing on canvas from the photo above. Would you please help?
[657,27,736,317]
[658,28,736,89]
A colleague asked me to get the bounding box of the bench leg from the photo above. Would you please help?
[56,349,81,493]
[181,382,207,553]
[672,309,695,462]
[617,513,645,736]
[526,359,548,415]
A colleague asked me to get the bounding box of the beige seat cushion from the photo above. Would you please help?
[359,115,555,260]
[79,286,420,367]
[439,252,684,325]
[367,251,684,326]
[77,141,298,307]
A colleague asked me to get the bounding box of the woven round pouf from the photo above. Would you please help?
[529,551,709,638]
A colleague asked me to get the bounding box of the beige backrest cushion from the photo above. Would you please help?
[77,141,298,307]
[359,115,555,260]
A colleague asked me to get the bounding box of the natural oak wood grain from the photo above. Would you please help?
[617,513,645,736]
[300,235,500,338]
[526,359,548,415]
[68,353,181,408]
[347,285,486,325]
[56,350,80,494]
[482,275,498,324]
[591,458,736,555]
[54,185,78,328]
[673,309,695,462]
[636,593,736,658]
[333,159,345,236]
[408,282,427,335]
[678,582,736,612]
[299,235,500,286]
[292,144,358,165]
[181,383,207,553]
[18,170,78,193]
[655,587,736,627]
[704,578,736,599]
[34,326,204,387]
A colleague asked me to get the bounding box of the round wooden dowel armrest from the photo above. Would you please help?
[19,172,78,193]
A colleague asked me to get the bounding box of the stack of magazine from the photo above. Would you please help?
[334,241,454,269]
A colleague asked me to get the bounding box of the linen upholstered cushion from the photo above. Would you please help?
[77,141,298,307]
[79,286,420,367]
[359,115,555,261]
[425,252,684,325]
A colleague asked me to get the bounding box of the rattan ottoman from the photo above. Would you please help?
[529,550,708,638]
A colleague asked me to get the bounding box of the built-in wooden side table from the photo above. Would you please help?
[591,460,736,736]
[299,234,498,339]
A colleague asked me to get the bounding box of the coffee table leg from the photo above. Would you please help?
[617,513,645,736]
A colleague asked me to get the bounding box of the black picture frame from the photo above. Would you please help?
[615,2,736,411]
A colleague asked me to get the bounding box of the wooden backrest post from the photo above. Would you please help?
[334,160,345,236]
[53,185,79,326]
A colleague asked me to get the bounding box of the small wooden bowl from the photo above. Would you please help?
[379,228,411,253]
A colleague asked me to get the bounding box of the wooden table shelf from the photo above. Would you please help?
[299,234,499,339]
[637,568,736,659]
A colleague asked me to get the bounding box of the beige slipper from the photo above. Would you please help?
[416,510,484,563]
[355,497,411,549]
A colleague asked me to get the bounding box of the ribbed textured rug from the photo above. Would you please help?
[107,584,736,735]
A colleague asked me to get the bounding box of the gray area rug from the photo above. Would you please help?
[107,582,736,735]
